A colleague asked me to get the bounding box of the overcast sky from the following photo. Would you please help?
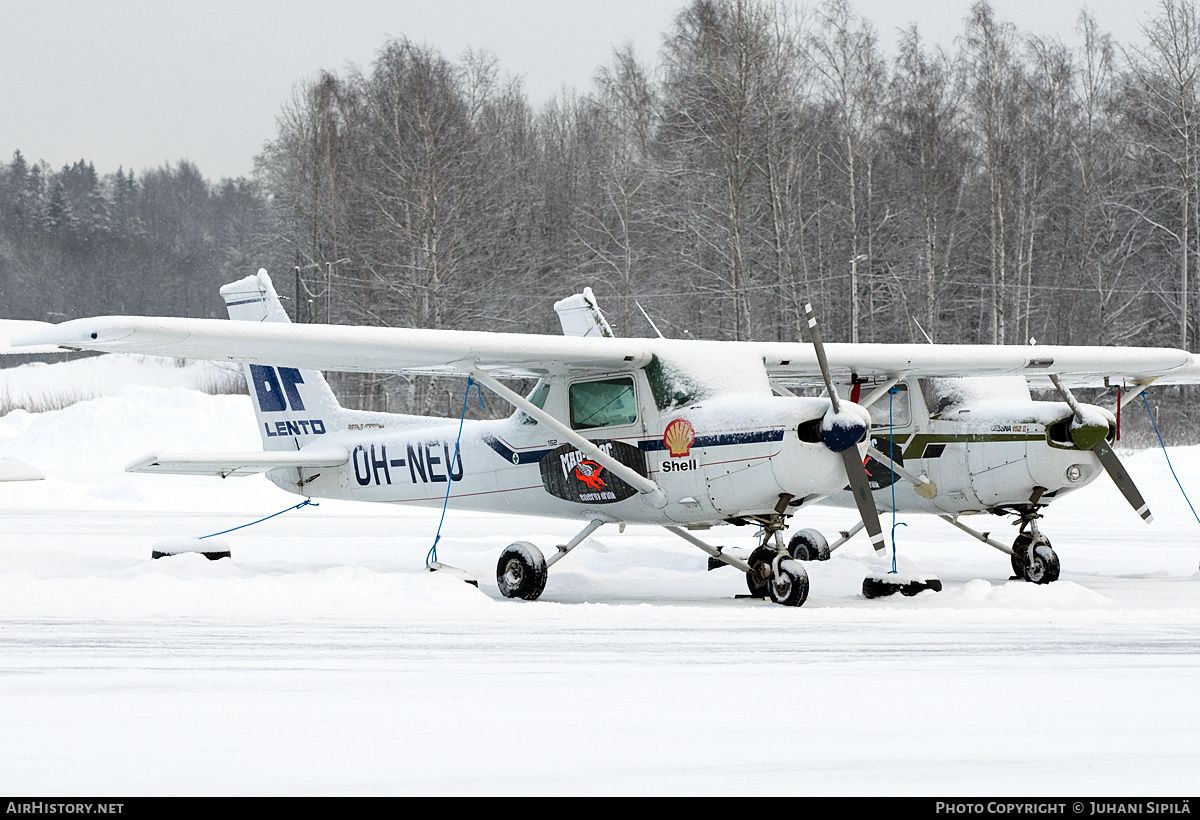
[0,0,1159,181]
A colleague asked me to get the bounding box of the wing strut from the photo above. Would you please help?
[466,367,668,509]
[856,374,907,409]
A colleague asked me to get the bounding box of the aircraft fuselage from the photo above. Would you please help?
[267,389,860,527]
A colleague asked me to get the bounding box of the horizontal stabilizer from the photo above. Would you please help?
[0,319,61,354]
[126,446,348,478]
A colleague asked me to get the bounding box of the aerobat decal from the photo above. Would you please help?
[864,436,903,491]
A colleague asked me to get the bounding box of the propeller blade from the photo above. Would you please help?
[804,303,840,414]
[842,450,887,552]
[1093,441,1153,523]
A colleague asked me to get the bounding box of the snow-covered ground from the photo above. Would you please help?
[0,356,1197,795]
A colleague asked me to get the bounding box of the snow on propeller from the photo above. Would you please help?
[14,271,1200,605]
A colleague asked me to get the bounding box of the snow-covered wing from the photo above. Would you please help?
[14,316,1200,387]
[754,342,1200,389]
[16,316,652,378]
[126,446,349,478]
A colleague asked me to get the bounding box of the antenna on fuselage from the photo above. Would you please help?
[636,301,666,339]
[912,316,934,344]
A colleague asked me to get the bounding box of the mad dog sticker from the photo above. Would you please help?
[539,440,648,503]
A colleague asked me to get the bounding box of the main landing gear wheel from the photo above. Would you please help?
[769,559,810,607]
[1011,534,1060,585]
[745,546,776,598]
[496,542,548,600]
[788,528,830,561]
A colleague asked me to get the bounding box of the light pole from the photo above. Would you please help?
[294,258,350,323]
[294,262,320,323]
[850,254,868,344]
[325,258,350,323]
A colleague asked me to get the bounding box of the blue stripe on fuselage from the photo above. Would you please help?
[484,429,785,464]
[483,435,555,465]
[637,429,785,451]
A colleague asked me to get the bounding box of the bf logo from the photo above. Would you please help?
[251,365,307,413]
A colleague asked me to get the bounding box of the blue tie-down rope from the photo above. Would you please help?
[199,498,318,539]
[1142,393,1200,526]
[427,377,487,566]
[888,386,906,574]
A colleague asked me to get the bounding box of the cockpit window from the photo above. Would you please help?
[921,376,1030,415]
[527,381,550,410]
[518,381,552,425]
[569,377,637,430]
[920,379,957,415]
[868,384,910,428]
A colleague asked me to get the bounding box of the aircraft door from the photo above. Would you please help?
[638,379,710,520]
[966,435,1035,508]
[532,372,655,508]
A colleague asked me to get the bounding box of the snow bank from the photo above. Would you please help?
[0,557,496,618]
[0,352,243,413]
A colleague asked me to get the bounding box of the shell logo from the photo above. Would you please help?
[663,418,695,458]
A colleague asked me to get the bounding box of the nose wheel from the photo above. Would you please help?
[769,559,809,606]
[745,545,809,606]
[1011,533,1060,584]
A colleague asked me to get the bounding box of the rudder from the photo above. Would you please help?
[221,269,345,451]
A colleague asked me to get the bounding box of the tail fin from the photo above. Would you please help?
[554,288,614,338]
[220,270,345,451]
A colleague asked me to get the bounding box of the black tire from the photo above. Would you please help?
[788,528,830,561]
[496,542,548,600]
[1024,543,1060,585]
[1011,532,1033,577]
[151,549,231,561]
[862,574,942,599]
[769,559,810,607]
[745,546,777,598]
[1012,534,1058,584]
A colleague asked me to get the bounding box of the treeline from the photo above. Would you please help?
[0,155,273,320]
[264,0,1200,359]
[7,0,1200,436]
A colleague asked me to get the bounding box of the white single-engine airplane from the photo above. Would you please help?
[793,372,1156,590]
[13,271,1200,605]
